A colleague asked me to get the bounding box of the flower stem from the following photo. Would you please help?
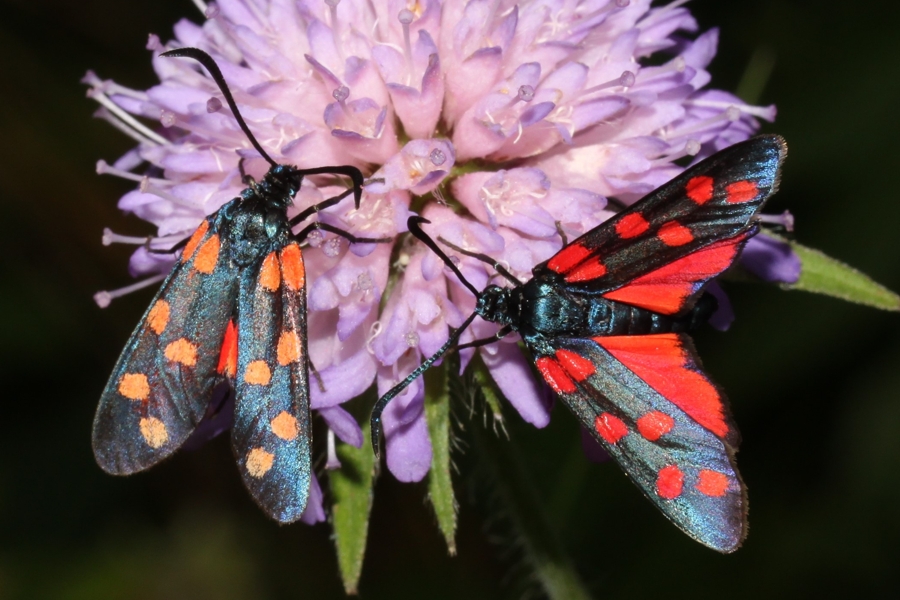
[468,410,593,600]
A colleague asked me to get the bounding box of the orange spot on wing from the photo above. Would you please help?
[164,338,198,367]
[193,235,220,274]
[595,334,729,437]
[686,176,714,204]
[602,233,747,314]
[139,417,168,448]
[244,360,272,385]
[564,257,607,283]
[726,180,758,203]
[595,413,628,445]
[657,221,694,246]
[271,411,299,440]
[536,356,576,394]
[182,220,209,263]
[118,373,150,401]
[246,447,274,477]
[555,348,595,382]
[147,300,170,335]
[259,252,280,291]
[696,470,730,497]
[637,411,675,441]
[280,244,305,291]
[657,465,684,499]
[615,213,650,238]
[547,242,591,274]
[217,320,238,377]
[277,330,302,365]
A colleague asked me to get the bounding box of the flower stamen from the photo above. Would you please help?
[664,106,740,140]
[326,429,341,469]
[650,139,701,167]
[94,273,166,308]
[581,71,635,98]
[758,210,795,232]
[86,87,168,146]
[398,9,415,86]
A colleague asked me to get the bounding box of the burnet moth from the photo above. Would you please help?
[371,135,788,552]
[93,47,386,523]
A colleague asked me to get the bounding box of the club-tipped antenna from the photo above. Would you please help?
[161,47,277,168]
[370,311,478,457]
[407,216,480,297]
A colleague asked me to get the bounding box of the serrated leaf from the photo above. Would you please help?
[784,239,900,311]
[329,391,376,595]
[425,359,458,554]
[467,409,592,600]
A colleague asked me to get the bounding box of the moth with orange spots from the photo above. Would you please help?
[373,135,788,552]
[93,48,384,523]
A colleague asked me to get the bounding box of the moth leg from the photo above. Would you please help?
[437,236,523,286]
[555,221,568,247]
[455,325,513,351]
[308,357,327,393]
[295,221,391,245]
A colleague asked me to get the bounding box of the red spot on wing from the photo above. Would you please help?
[657,465,684,499]
[615,213,650,239]
[595,413,628,445]
[182,220,209,263]
[726,180,758,203]
[686,176,714,204]
[636,411,675,441]
[696,470,730,497]
[657,221,694,246]
[594,333,729,438]
[217,319,238,377]
[281,243,305,291]
[536,356,576,394]
[555,349,596,382]
[547,242,591,274]
[602,233,747,314]
[564,257,607,283]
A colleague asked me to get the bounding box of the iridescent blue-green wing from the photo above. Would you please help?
[534,334,745,553]
[232,241,312,523]
[93,214,239,474]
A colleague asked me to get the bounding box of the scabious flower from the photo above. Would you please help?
[87,0,796,498]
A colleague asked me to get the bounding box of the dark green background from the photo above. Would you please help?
[2,0,898,597]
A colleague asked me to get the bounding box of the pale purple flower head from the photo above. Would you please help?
[88,0,792,494]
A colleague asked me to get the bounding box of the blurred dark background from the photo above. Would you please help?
[2,0,899,598]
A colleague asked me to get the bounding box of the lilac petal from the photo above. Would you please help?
[704,281,735,332]
[319,405,364,448]
[580,427,611,463]
[741,234,801,283]
[481,342,550,427]
[378,370,432,482]
[309,347,378,409]
[299,472,326,525]
[128,246,176,277]
[519,101,555,127]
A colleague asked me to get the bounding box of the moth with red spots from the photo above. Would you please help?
[93,48,383,523]
[372,135,788,552]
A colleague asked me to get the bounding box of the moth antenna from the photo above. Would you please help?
[407,216,480,297]
[161,47,277,168]
[370,311,479,457]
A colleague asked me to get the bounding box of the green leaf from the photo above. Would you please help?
[329,391,377,595]
[785,239,900,311]
[425,359,458,554]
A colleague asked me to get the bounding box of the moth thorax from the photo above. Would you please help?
[475,285,513,325]
[260,165,302,209]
